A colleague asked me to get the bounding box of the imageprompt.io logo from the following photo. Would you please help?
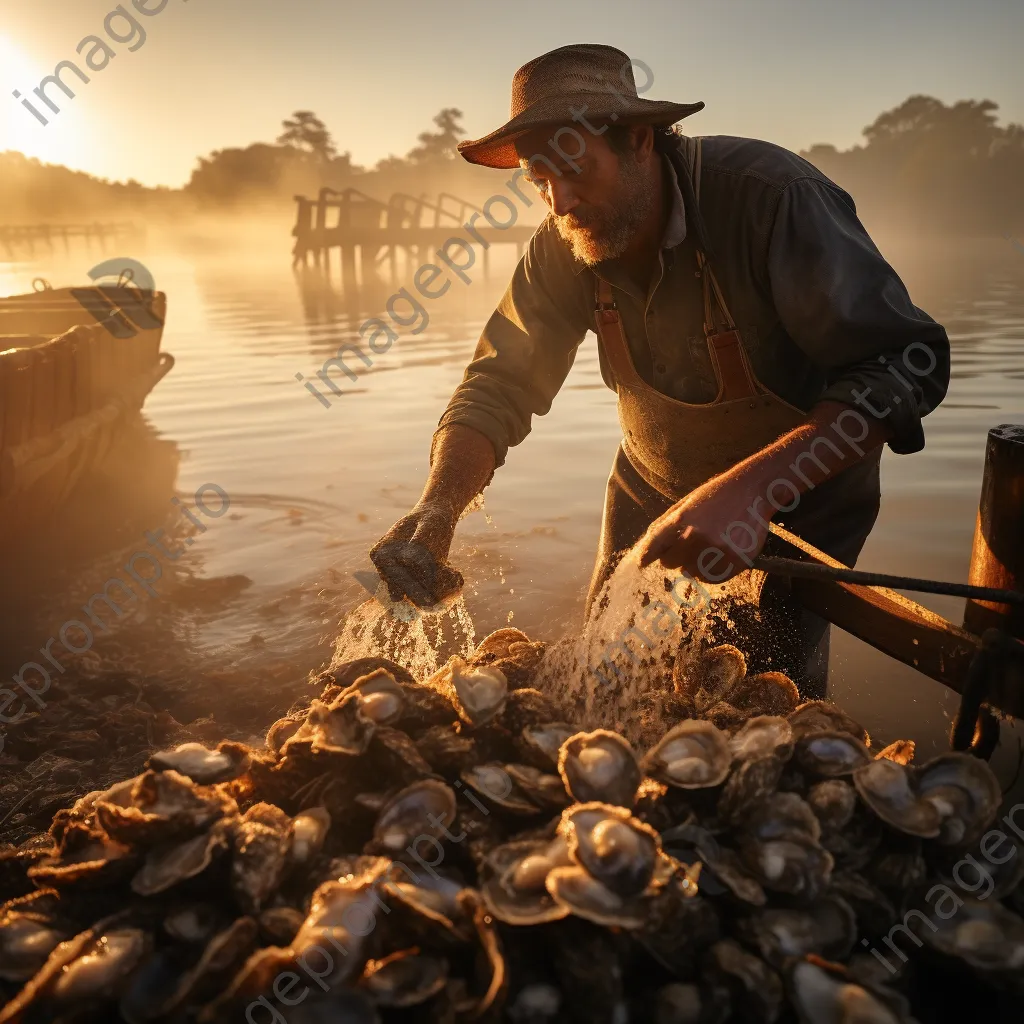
[71,257,164,338]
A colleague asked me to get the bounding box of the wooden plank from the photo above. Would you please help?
[769,523,1024,717]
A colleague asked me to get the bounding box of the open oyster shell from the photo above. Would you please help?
[853,752,1001,846]
[481,836,572,926]
[558,730,641,808]
[642,720,732,790]
[148,741,251,785]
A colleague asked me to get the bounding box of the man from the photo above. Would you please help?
[370,43,949,693]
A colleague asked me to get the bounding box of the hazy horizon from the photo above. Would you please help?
[1,0,1022,188]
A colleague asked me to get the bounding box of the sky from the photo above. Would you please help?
[0,0,1021,188]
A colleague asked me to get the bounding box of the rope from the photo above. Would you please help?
[752,555,1024,606]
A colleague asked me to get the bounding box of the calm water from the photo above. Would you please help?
[1,229,1022,764]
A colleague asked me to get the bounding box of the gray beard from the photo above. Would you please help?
[554,157,658,266]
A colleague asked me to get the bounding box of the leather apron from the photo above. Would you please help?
[593,138,807,502]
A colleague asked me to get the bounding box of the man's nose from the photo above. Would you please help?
[548,178,579,217]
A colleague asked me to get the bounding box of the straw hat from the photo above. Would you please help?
[457,43,704,169]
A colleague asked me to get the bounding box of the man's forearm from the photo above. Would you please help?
[727,400,892,507]
[421,424,497,520]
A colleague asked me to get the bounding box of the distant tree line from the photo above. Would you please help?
[1,97,1021,236]
[800,96,1024,235]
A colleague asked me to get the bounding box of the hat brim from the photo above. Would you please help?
[457,96,705,169]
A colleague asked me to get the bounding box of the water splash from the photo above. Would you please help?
[329,582,476,680]
[534,544,765,741]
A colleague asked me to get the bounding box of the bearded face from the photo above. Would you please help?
[550,146,659,266]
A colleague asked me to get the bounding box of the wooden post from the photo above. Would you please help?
[963,424,1024,639]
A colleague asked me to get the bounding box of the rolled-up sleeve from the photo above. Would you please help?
[768,177,950,454]
[435,219,591,467]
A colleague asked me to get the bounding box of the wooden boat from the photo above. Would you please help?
[0,282,173,534]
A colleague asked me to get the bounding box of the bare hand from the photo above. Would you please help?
[369,501,464,607]
[638,475,769,583]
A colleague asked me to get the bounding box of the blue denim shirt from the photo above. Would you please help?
[437,134,950,472]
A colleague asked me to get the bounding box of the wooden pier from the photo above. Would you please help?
[291,188,536,291]
[0,223,144,257]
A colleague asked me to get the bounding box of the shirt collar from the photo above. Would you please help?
[569,152,687,276]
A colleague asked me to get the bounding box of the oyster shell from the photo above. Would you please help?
[343,669,406,726]
[561,802,662,897]
[0,912,67,983]
[743,895,857,966]
[290,807,331,865]
[50,926,150,1002]
[703,939,783,1024]
[440,656,508,727]
[558,730,641,807]
[230,803,293,914]
[518,722,578,771]
[728,716,794,764]
[481,836,572,926]
[920,894,1024,973]
[796,731,873,777]
[282,694,376,758]
[853,752,1001,846]
[806,780,858,832]
[28,823,135,889]
[503,764,570,810]
[370,780,457,854]
[788,702,870,745]
[131,818,232,896]
[875,739,915,765]
[361,949,448,1007]
[148,741,251,785]
[460,763,539,815]
[642,720,732,789]
[95,769,236,844]
[675,643,747,711]
[789,959,903,1024]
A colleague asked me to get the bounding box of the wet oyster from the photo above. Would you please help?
[789,959,904,1024]
[148,741,251,785]
[561,803,662,897]
[796,731,873,778]
[558,730,641,807]
[728,716,794,764]
[230,803,293,914]
[361,949,448,1007]
[438,656,508,727]
[28,823,135,889]
[0,912,67,982]
[290,807,331,865]
[788,702,870,745]
[518,722,578,771]
[342,669,407,726]
[703,939,783,1024]
[460,763,539,815]
[282,694,376,758]
[481,836,572,925]
[920,895,1024,973]
[370,780,457,854]
[743,896,857,966]
[853,752,1001,845]
[131,818,232,896]
[642,721,732,789]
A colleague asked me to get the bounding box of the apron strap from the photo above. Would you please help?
[593,277,644,389]
[690,138,759,401]
[592,137,759,402]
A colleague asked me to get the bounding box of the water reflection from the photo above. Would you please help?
[0,235,1021,771]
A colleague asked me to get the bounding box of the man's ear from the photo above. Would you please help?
[633,123,655,161]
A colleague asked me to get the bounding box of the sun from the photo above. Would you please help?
[0,33,94,168]
[0,35,44,150]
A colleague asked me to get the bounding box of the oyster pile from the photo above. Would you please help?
[1,629,1022,1022]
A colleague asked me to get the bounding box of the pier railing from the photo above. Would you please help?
[291,187,535,290]
[0,223,145,256]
